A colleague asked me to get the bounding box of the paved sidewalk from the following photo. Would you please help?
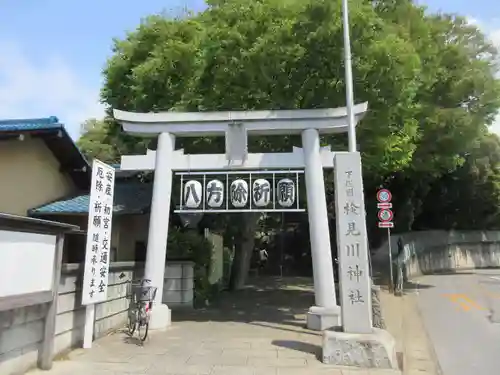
[380,287,440,375]
[26,278,425,375]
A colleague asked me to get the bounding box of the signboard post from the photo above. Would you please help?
[81,159,115,349]
[334,152,372,334]
[376,189,394,291]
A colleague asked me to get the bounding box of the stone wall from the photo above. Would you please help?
[372,230,500,279]
[162,261,195,307]
[0,260,193,375]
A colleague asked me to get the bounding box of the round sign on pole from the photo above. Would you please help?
[376,189,392,203]
[378,209,393,222]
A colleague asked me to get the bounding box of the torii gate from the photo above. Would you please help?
[113,103,371,333]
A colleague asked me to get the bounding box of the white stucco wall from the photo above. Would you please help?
[0,230,56,298]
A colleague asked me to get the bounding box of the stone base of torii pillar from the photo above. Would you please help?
[307,305,341,331]
[148,304,172,330]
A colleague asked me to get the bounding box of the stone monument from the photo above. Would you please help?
[321,151,398,369]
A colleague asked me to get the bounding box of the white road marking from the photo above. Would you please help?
[489,276,500,282]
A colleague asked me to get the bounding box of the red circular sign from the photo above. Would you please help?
[377,189,392,203]
[378,209,393,222]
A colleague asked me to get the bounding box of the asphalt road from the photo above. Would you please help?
[415,269,500,375]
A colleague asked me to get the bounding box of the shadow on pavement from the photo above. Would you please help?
[403,280,434,291]
[428,270,477,276]
[378,280,435,296]
[122,335,143,347]
[272,339,321,359]
[173,276,316,329]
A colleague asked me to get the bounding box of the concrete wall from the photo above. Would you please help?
[373,230,500,279]
[0,138,76,216]
[0,260,194,375]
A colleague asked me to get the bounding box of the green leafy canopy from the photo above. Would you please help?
[78,0,500,232]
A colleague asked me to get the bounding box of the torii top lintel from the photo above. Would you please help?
[113,102,368,137]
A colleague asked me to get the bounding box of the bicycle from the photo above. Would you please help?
[126,278,157,342]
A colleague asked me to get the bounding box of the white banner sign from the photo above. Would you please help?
[334,152,372,334]
[81,159,115,305]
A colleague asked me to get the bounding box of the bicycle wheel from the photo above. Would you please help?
[127,309,137,336]
[138,321,149,342]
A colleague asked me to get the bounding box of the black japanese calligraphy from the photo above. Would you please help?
[206,181,223,204]
[348,289,364,304]
[86,164,113,302]
[95,167,104,178]
[104,204,111,215]
[184,182,201,205]
[100,266,107,278]
[96,167,104,179]
[253,181,270,204]
[347,265,363,282]
[95,179,103,192]
[98,280,106,293]
[346,222,360,236]
[231,181,248,204]
[93,215,101,228]
[278,181,294,204]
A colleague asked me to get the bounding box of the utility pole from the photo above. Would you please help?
[342,0,357,152]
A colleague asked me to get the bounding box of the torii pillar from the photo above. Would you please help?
[113,103,368,331]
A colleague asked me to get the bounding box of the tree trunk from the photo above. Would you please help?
[229,213,260,290]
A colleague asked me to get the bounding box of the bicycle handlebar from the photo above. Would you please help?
[131,278,152,286]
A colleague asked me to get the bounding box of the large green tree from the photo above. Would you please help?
[372,1,500,237]
[80,0,500,286]
[414,133,500,230]
[77,118,151,163]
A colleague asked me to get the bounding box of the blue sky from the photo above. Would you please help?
[0,0,498,139]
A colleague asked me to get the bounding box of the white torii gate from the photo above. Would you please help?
[113,103,369,331]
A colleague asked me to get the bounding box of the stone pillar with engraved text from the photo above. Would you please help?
[334,151,372,333]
